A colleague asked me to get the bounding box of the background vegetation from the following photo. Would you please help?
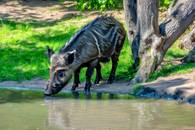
[75,0,172,10]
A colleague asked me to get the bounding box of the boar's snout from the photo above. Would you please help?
[44,82,66,96]
[44,84,53,96]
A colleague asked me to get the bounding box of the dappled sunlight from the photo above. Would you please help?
[0,0,78,21]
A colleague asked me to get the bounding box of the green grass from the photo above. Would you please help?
[0,16,193,83]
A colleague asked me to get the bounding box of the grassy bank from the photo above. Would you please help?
[0,16,194,82]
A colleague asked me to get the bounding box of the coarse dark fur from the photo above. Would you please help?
[45,16,126,95]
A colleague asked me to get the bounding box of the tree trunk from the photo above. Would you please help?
[123,0,195,83]
[123,0,139,69]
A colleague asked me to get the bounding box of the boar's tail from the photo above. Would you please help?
[99,57,110,63]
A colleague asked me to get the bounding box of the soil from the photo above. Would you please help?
[0,0,124,22]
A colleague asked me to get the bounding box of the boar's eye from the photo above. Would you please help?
[57,70,65,78]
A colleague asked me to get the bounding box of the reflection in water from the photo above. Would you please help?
[44,98,195,130]
[1,89,195,130]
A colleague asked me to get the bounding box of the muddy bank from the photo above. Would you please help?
[0,72,195,104]
[0,78,132,94]
[137,71,195,104]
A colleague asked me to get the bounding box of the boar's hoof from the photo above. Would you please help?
[94,78,101,84]
[94,78,102,84]
[84,89,91,96]
[71,84,78,92]
[107,77,115,84]
[72,91,79,99]
[84,83,91,95]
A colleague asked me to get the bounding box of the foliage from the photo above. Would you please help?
[75,0,173,11]
[76,0,123,10]
[160,0,172,9]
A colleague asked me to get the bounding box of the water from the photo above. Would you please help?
[0,89,195,130]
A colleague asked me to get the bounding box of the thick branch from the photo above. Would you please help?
[160,0,195,53]
[152,0,195,67]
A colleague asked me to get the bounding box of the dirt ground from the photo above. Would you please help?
[0,0,124,21]
[0,0,195,104]
[0,0,81,21]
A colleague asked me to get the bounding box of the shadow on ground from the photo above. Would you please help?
[0,0,80,22]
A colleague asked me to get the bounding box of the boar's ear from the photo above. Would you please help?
[46,46,54,59]
[65,50,76,65]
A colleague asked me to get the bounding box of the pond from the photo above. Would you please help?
[0,89,195,130]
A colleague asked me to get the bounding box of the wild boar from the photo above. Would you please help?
[44,16,126,96]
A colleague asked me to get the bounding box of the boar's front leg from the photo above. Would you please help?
[85,66,94,95]
[94,62,102,84]
[71,67,81,91]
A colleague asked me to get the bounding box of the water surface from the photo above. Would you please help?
[0,89,195,130]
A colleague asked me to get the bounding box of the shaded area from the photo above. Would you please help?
[0,0,79,21]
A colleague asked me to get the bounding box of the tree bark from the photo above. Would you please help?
[123,0,195,83]
[180,28,195,50]
[181,28,195,63]
[123,0,139,69]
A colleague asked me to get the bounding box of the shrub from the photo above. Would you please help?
[75,0,173,11]
[160,0,172,8]
[76,0,123,11]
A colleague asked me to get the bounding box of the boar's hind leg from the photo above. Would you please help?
[94,62,102,84]
[72,67,81,91]
[107,54,119,84]
[107,35,125,84]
